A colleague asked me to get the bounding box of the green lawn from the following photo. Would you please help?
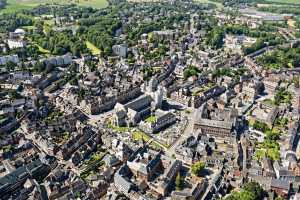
[86,41,100,55]
[145,115,157,123]
[132,131,151,142]
[1,0,108,13]
[262,99,276,107]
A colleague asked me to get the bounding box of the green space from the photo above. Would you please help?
[35,44,51,54]
[175,173,184,191]
[249,117,285,161]
[261,88,291,107]
[1,145,15,153]
[44,109,63,123]
[274,87,292,105]
[275,117,288,126]
[76,0,108,8]
[264,0,300,5]
[195,0,224,9]
[184,65,201,80]
[224,182,264,200]
[192,82,216,96]
[205,27,225,50]
[250,121,282,161]
[250,120,270,132]
[262,99,276,107]
[80,150,107,179]
[152,140,170,149]
[258,5,300,15]
[86,41,101,55]
[149,141,163,151]
[21,25,37,30]
[213,67,248,81]
[52,131,70,144]
[257,47,300,70]
[132,131,151,142]
[191,161,205,177]
[143,44,169,61]
[107,119,151,142]
[145,115,157,123]
[1,0,108,13]
[107,121,131,133]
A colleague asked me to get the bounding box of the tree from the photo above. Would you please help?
[104,46,112,56]
[191,161,205,176]
[33,62,45,72]
[69,78,78,86]
[205,27,224,49]
[275,197,284,200]
[5,61,15,71]
[252,121,269,132]
[175,173,184,191]
[224,182,264,200]
[293,76,300,88]
[243,182,264,199]
[183,66,201,80]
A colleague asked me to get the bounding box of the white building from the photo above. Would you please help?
[224,34,256,53]
[7,39,26,49]
[112,44,127,58]
[40,54,72,66]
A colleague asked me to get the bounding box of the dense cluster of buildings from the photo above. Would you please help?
[1,0,300,199]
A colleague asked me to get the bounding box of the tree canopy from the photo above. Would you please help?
[191,161,205,176]
[223,182,264,200]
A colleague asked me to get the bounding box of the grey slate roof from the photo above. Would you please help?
[271,179,290,190]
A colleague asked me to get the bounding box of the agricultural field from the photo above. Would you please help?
[196,0,223,9]
[1,0,108,13]
[264,0,300,5]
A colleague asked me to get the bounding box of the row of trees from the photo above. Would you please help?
[225,24,279,38]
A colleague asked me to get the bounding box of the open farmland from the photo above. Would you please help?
[264,0,300,5]
[1,0,108,13]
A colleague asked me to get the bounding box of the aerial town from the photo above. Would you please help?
[0,0,300,199]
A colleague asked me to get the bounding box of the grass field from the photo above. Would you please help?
[195,0,223,9]
[265,0,300,5]
[86,41,100,55]
[1,0,108,13]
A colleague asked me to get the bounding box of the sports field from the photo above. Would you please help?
[1,0,108,13]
